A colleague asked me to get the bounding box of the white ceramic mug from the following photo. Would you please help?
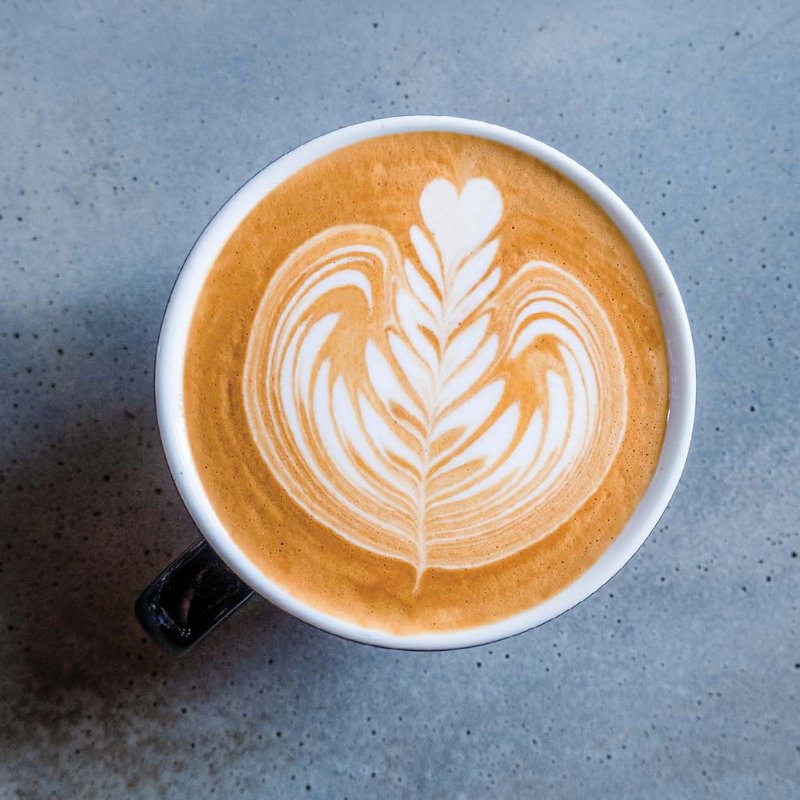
[135,116,695,652]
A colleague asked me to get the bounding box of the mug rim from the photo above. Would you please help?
[155,115,696,651]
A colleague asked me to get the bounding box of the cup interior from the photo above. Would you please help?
[155,116,696,650]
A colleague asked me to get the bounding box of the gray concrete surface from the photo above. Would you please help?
[1,1,798,797]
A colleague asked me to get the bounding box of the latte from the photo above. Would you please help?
[184,132,668,633]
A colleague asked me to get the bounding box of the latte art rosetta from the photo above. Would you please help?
[243,177,628,577]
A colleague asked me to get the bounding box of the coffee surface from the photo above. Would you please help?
[185,132,668,633]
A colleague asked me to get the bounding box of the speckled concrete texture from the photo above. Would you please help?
[1,1,798,797]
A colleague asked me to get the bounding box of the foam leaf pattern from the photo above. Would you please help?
[243,178,628,579]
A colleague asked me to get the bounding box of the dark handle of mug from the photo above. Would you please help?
[135,540,254,652]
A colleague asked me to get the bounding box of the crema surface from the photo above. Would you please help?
[185,132,668,633]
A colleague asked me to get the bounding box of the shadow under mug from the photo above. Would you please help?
[135,116,696,653]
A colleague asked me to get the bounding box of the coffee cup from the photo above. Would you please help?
[136,116,695,651]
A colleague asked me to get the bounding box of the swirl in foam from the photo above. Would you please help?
[243,177,627,578]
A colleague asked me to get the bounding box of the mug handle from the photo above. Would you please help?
[135,540,254,651]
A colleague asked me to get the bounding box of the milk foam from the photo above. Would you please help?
[243,178,628,577]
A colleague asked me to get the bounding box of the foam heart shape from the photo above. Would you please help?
[419,178,503,272]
